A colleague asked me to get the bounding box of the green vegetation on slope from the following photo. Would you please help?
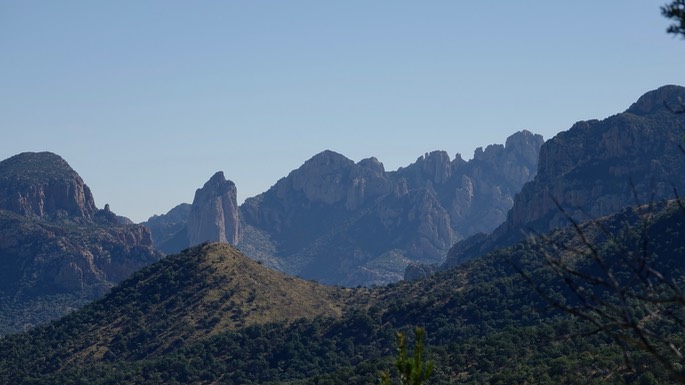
[1,243,348,367]
[0,152,78,186]
[1,202,684,384]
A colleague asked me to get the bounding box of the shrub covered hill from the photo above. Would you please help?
[0,152,162,335]
[1,198,685,384]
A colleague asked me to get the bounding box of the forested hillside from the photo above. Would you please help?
[2,199,683,384]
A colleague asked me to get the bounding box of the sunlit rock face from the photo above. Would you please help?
[187,171,240,246]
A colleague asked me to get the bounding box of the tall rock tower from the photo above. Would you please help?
[187,171,240,246]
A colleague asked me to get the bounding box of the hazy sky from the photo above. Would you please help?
[2,1,684,222]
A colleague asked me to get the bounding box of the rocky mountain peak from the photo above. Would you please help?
[186,171,240,246]
[451,153,467,167]
[475,145,506,166]
[444,85,685,267]
[0,151,97,220]
[416,151,452,184]
[345,157,393,210]
[286,151,357,205]
[626,84,685,116]
[302,150,355,171]
[473,131,544,165]
[204,171,232,192]
[505,130,545,164]
[357,157,385,175]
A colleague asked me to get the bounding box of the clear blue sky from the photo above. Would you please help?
[1,1,684,222]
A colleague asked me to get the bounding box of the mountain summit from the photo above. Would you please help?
[0,152,97,220]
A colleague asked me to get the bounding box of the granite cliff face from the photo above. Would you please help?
[0,152,162,335]
[187,171,240,246]
[444,85,685,267]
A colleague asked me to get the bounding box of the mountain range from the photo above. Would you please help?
[440,84,685,270]
[146,130,544,286]
[0,125,542,333]
[0,85,684,384]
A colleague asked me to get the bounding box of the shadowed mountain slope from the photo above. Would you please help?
[443,84,685,268]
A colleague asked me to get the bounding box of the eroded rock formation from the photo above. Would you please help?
[187,172,240,246]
